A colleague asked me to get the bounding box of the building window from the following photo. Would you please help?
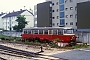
[57,9,59,12]
[60,19,65,25]
[50,24,52,26]
[70,15,73,18]
[57,16,59,19]
[70,22,73,25]
[50,17,52,20]
[52,23,55,26]
[35,21,37,24]
[52,10,55,12]
[50,4,52,7]
[70,7,73,10]
[60,0,64,4]
[60,12,64,18]
[65,8,68,11]
[76,22,77,26]
[34,15,37,18]
[75,6,77,11]
[57,23,59,26]
[70,0,73,2]
[52,3,54,5]
[65,0,68,3]
[50,10,52,13]
[56,2,58,5]
[60,4,64,11]
[66,23,68,25]
[66,15,68,18]
[75,14,77,18]
[52,17,55,19]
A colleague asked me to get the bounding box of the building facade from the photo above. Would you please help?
[0,12,6,29]
[2,9,34,31]
[45,0,90,29]
[77,1,90,29]
[34,1,52,27]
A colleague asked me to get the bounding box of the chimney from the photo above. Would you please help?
[13,10,14,12]
[1,12,3,14]
[9,11,10,13]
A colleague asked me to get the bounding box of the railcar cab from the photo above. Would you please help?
[22,27,74,35]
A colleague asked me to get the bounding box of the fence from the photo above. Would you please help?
[3,32,22,37]
[75,32,90,44]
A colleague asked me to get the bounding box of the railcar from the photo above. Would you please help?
[21,27,77,45]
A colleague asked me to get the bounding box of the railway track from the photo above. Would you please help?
[0,57,7,60]
[0,45,38,59]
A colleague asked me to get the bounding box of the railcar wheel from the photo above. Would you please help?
[22,39,25,42]
[69,41,76,46]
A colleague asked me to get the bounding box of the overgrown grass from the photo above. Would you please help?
[65,44,88,49]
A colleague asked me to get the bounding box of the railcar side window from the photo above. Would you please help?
[48,30,52,34]
[44,30,48,34]
[53,30,57,35]
[58,29,63,35]
[24,30,27,34]
[28,30,31,34]
[34,29,38,34]
[39,29,43,34]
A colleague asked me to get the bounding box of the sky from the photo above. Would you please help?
[0,0,45,13]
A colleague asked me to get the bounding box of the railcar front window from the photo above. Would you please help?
[64,29,73,34]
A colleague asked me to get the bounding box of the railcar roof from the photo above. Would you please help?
[23,27,73,30]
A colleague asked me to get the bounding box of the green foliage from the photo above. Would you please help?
[13,15,28,31]
[52,38,61,43]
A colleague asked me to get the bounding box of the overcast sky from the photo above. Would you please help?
[0,0,45,13]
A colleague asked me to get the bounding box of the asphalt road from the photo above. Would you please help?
[52,47,90,60]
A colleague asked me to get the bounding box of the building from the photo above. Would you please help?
[34,0,90,29]
[34,1,52,27]
[2,9,34,31]
[0,12,6,29]
[77,1,90,29]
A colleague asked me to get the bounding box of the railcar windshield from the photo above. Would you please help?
[64,29,73,34]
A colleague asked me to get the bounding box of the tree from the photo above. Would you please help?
[13,15,27,31]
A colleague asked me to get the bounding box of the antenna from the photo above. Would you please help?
[24,6,26,10]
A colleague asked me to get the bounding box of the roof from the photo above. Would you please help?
[24,27,73,30]
[0,13,5,16]
[2,9,33,18]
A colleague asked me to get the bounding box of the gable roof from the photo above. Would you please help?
[2,9,33,18]
[0,13,5,16]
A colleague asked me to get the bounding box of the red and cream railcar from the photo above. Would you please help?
[21,27,77,44]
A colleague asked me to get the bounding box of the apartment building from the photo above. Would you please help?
[46,0,90,29]
[34,0,90,29]
[2,9,34,31]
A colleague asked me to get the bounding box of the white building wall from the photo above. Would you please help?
[0,17,3,28]
[21,10,34,28]
[52,0,59,27]
[3,16,17,30]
